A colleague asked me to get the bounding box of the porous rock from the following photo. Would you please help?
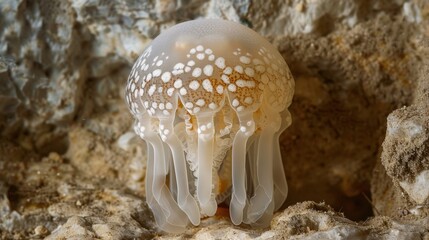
[382,103,429,204]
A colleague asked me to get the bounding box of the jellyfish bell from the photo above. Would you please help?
[125,18,295,233]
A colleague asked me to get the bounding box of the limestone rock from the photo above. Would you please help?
[382,103,429,205]
[399,170,429,204]
[159,202,429,240]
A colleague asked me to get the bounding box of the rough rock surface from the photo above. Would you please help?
[371,13,429,219]
[157,202,429,240]
[1,0,429,239]
[383,104,429,203]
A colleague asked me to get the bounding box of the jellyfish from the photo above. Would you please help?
[125,19,295,233]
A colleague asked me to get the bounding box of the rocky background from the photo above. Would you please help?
[1,0,429,239]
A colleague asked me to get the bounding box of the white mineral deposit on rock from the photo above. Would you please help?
[399,170,429,204]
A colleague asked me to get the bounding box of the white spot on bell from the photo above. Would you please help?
[167,88,175,96]
[245,67,255,77]
[209,102,217,109]
[174,79,183,88]
[174,63,185,69]
[244,97,253,104]
[202,79,213,92]
[240,56,251,64]
[232,99,240,107]
[180,87,187,95]
[196,45,204,51]
[148,85,156,96]
[203,65,213,76]
[215,57,226,69]
[153,69,162,77]
[161,72,171,83]
[192,68,202,77]
[228,84,237,92]
[159,103,165,110]
[216,85,224,94]
[196,99,205,106]
[189,80,200,90]
[185,102,193,109]
[197,53,205,60]
[223,67,232,75]
[221,74,230,84]
[234,65,243,74]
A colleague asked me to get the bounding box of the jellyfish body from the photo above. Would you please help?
[125,19,294,233]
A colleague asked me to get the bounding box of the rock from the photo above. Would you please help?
[47,189,153,239]
[0,0,88,142]
[279,13,418,220]
[370,160,408,217]
[381,103,429,205]
[34,225,49,236]
[0,182,23,233]
[159,202,429,240]
[46,216,97,240]
[0,140,153,239]
[399,170,429,204]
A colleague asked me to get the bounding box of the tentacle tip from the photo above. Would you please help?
[230,197,246,225]
[200,197,217,216]
[180,196,202,225]
[230,210,243,225]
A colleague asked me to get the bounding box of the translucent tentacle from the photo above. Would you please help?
[196,114,217,216]
[273,110,291,211]
[249,200,274,228]
[230,112,255,225]
[144,142,188,233]
[160,117,201,226]
[246,123,276,224]
[134,114,188,233]
[246,106,285,225]
[246,134,259,202]
[167,145,178,201]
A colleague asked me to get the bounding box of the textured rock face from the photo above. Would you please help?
[371,16,429,220]
[158,202,428,240]
[383,104,429,203]
[1,0,429,239]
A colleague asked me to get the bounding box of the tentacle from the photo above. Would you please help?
[246,107,283,225]
[273,109,291,211]
[249,200,274,228]
[220,105,234,137]
[246,123,276,224]
[272,131,287,211]
[134,115,188,233]
[145,142,188,233]
[159,116,201,226]
[163,141,171,176]
[230,112,255,225]
[168,148,177,201]
[246,134,259,201]
[195,114,217,216]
